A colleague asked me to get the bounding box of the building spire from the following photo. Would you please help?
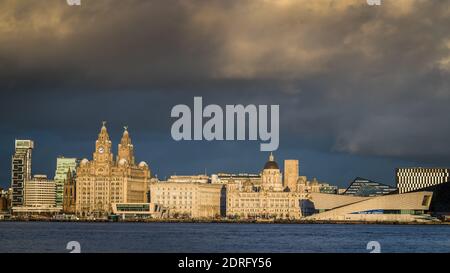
[98,121,110,141]
[269,152,274,162]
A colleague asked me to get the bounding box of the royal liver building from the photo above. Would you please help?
[76,123,151,217]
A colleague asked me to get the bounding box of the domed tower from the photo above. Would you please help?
[261,152,283,191]
[93,121,113,164]
[117,126,135,165]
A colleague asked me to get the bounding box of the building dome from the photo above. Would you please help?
[263,152,279,170]
[80,158,89,165]
[138,161,148,168]
[118,158,128,166]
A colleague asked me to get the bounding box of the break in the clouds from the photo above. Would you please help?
[1,0,450,169]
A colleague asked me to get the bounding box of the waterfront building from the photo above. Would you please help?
[24,175,56,207]
[226,154,303,220]
[396,167,450,194]
[261,153,283,191]
[296,176,336,194]
[284,159,299,191]
[63,169,76,214]
[11,140,34,207]
[167,175,210,183]
[305,191,434,222]
[149,181,225,218]
[12,175,61,215]
[111,203,165,219]
[54,157,78,208]
[0,188,8,212]
[396,168,450,218]
[211,173,261,185]
[76,123,151,217]
[343,177,397,197]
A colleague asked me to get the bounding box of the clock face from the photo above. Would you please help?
[98,147,105,154]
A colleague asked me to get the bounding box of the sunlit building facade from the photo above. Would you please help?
[76,123,151,217]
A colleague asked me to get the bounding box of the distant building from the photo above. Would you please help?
[396,168,450,194]
[343,177,397,197]
[396,168,450,218]
[0,188,9,212]
[12,175,60,215]
[167,175,210,183]
[24,175,56,208]
[318,183,339,194]
[284,160,299,191]
[226,153,302,220]
[54,157,78,208]
[11,140,34,207]
[261,153,283,191]
[63,169,76,214]
[149,181,225,218]
[296,177,337,195]
[211,173,261,185]
[76,123,151,217]
[111,203,165,219]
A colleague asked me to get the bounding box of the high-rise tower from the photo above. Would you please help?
[11,140,34,207]
[54,157,78,207]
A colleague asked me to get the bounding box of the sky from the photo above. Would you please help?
[1,0,450,189]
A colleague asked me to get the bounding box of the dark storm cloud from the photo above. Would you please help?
[1,0,450,180]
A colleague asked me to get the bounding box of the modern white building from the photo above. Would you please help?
[304,191,434,222]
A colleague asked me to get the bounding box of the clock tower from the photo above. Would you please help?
[117,126,135,164]
[93,121,113,164]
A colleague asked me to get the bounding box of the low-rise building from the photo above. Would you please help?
[149,181,225,218]
[305,191,434,222]
[12,175,61,215]
[167,175,210,184]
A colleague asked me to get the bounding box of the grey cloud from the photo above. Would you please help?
[0,0,450,165]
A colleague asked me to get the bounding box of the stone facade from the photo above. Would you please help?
[75,123,151,217]
[284,160,299,191]
[63,169,76,214]
[149,181,225,218]
[226,153,303,220]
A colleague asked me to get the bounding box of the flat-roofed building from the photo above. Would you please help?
[149,182,225,218]
[396,168,450,194]
[211,173,261,186]
[23,175,56,208]
[11,140,34,207]
[111,203,165,219]
[13,175,60,215]
[167,175,210,184]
